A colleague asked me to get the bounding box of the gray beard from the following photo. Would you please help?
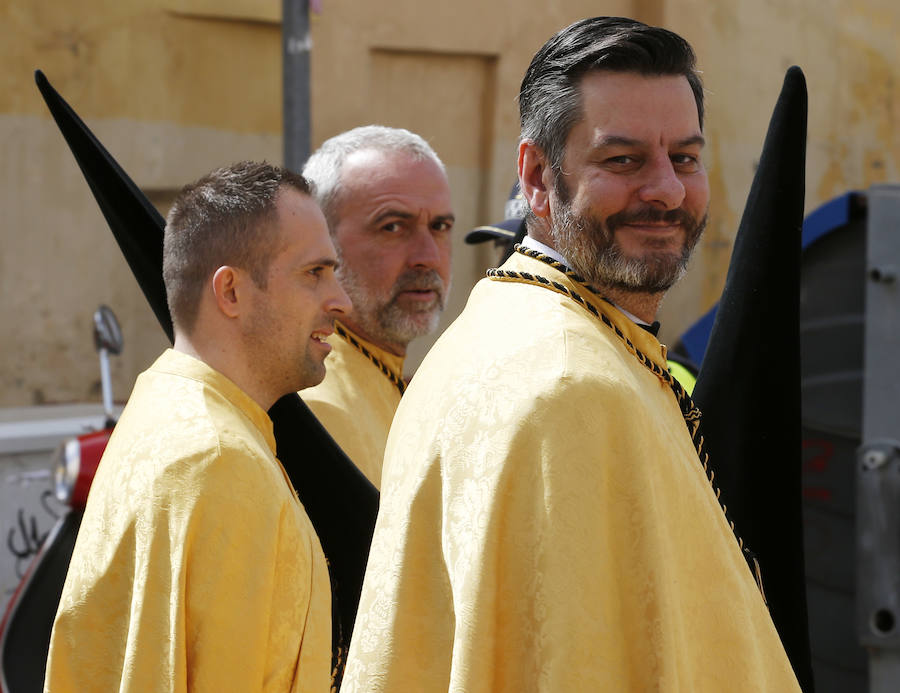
[549,197,706,294]
[337,264,447,347]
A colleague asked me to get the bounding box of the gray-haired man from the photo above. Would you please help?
[301,126,454,488]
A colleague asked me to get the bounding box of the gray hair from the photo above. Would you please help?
[302,125,445,226]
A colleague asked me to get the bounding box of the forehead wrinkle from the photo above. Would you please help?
[372,208,417,224]
[369,205,454,227]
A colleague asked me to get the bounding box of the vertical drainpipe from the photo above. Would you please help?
[282,0,311,171]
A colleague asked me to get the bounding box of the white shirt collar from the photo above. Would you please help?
[520,234,568,266]
[519,234,653,328]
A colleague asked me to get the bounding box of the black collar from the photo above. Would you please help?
[637,320,661,337]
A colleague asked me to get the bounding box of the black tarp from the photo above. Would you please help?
[693,66,814,691]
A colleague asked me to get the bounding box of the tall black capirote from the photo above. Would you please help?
[693,66,814,691]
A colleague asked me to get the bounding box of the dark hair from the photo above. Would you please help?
[519,16,704,170]
[163,161,312,334]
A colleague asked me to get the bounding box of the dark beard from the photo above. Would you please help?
[549,178,706,294]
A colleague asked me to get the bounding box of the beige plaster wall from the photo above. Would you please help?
[1,1,283,407]
[2,0,898,405]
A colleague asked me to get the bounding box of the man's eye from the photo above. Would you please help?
[672,154,701,170]
[601,155,641,169]
[432,220,453,232]
[382,222,401,233]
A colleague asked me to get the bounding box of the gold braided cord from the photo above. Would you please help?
[334,324,406,396]
[488,246,766,601]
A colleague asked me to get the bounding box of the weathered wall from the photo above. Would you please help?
[1,0,898,404]
[1,0,283,406]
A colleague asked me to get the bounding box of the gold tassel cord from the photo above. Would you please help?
[334,324,407,396]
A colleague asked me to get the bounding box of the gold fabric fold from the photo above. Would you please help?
[301,322,404,489]
[342,252,800,692]
[45,349,332,693]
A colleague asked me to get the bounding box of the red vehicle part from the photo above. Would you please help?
[1,428,110,692]
[54,428,110,511]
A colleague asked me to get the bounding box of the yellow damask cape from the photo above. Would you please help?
[45,349,332,692]
[342,252,800,692]
[301,323,404,489]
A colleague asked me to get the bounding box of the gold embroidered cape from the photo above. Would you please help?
[45,349,332,693]
[342,252,800,692]
[301,323,404,489]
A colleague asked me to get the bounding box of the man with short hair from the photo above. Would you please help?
[343,18,801,691]
[301,126,454,488]
[45,162,350,692]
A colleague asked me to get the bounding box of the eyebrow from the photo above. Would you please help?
[307,257,339,269]
[675,135,706,148]
[372,209,415,225]
[372,209,457,225]
[433,213,456,225]
[594,134,706,149]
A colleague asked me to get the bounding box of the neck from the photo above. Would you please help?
[594,286,663,324]
[338,316,407,357]
[173,331,278,411]
[524,224,663,324]
[526,223,554,250]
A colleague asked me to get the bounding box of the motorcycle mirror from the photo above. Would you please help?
[93,305,123,355]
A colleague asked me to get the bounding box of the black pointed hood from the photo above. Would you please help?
[35,70,377,681]
[693,66,813,690]
[35,70,173,342]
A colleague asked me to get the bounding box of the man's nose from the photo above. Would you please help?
[407,225,442,269]
[325,275,352,315]
[638,156,686,210]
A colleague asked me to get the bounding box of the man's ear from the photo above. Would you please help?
[212,266,242,319]
[518,140,552,219]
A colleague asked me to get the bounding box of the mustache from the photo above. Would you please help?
[605,206,700,233]
[313,316,337,333]
[391,269,445,297]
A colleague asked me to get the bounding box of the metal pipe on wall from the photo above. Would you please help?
[282,0,311,171]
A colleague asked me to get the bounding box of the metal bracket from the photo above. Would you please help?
[857,439,900,649]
